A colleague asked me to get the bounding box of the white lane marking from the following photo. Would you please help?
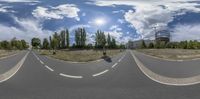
[118,54,126,62]
[118,58,122,62]
[45,65,54,72]
[112,63,118,68]
[59,73,83,79]
[40,60,44,64]
[0,51,29,83]
[93,69,109,77]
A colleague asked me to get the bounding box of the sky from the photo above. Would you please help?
[0,0,200,44]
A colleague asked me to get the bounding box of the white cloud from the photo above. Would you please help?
[32,4,80,21]
[69,24,91,33]
[112,10,125,14]
[90,0,200,40]
[0,0,39,3]
[117,19,125,24]
[172,24,200,41]
[106,25,132,44]
[0,4,15,13]
[0,17,52,42]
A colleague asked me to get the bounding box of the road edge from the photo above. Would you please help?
[0,51,29,83]
[131,50,200,86]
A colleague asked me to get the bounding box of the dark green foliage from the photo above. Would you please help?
[0,37,28,50]
[95,30,106,48]
[107,33,111,48]
[66,29,70,48]
[31,38,41,48]
[60,30,66,49]
[42,38,49,49]
[1,40,11,50]
[75,28,86,48]
[148,42,154,48]
[140,40,147,49]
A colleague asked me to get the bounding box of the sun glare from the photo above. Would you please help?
[94,18,106,26]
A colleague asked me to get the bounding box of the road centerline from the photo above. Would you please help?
[59,73,83,79]
[45,65,54,72]
[112,63,118,68]
[93,69,109,77]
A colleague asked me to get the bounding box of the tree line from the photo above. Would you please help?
[141,40,200,49]
[0,37,29,50]
[31,28,126,50]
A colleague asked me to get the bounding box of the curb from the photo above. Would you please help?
[131,51,200,86]
[0,51,29,83]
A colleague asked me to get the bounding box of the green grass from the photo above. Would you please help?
[136,49,200,60]
[40,49,124,62]
[0,50,20,58]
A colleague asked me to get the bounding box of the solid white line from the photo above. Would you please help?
[112,63,118,68]
[45,65,54,72]
[118,58,122,62]
[40,60,44,64]
[0,51,29,83]
[59,73,83,79]
[93,69,109,77]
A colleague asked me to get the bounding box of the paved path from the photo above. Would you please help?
[0,50,200,99]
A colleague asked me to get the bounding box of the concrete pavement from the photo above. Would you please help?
[1,50,200,98]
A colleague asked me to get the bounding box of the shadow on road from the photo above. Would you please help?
[101,56,112,63]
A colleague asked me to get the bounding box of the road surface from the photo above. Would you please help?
[0,50,200,99]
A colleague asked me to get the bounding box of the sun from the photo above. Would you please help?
[94,18,106,26]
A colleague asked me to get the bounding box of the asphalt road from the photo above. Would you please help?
[1,50,200,99]
[134,51,200,78]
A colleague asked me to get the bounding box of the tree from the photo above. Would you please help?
[140,40,147,49]
[66,29,70,48]
[11,37,17,49]
[148,42,154,48]
[107,33,111,48]
[119,44,126,49]
[53,32,61,49]
[42,38,49,49]
[51,37,58,50]
[179,41,188,49]
[60,30,66,49]
[15,40,23,50]
[1,40,11,50]
[31,38,41,48]
[75,28,87,48]
[51,37,58,54]
[49,36,52,49]
[95,30,106,48]
[111,37,117,48]
[21,40,28,49]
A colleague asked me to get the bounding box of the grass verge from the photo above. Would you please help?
[136,49,200,60]
[40,49,124,62]
[0,50,20,59]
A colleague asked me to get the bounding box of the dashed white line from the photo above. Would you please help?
[112,63,118,68]
[59,73,83,79]
[93,69,109,77]
[45,65,54,72]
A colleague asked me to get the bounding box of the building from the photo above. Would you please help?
[155,30,170,43]
[127,40,154,49]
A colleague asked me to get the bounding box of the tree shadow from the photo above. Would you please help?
[101,55,112,63]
